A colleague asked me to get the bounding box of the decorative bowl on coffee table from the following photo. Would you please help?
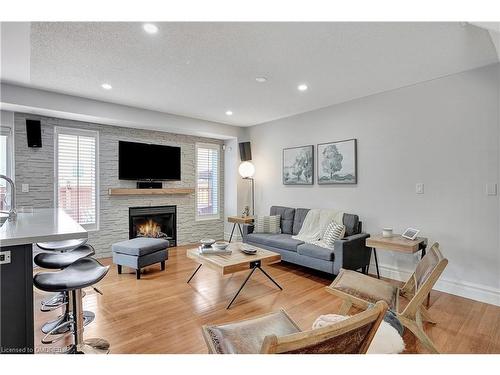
[200,238,216,248]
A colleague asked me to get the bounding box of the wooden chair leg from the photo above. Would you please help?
[338,300,353,315]
[420,306,437,324]
[400,316,439,354]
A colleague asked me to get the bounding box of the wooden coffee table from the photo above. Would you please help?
[186,243,282,309]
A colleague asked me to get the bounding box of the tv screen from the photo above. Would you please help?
[118,141,181,180]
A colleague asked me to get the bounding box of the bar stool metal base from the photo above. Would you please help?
[40,292,66,311]
[41,310,95,334]
[62,340,109,354]
[63,339,110,354]
[41,290,86,312]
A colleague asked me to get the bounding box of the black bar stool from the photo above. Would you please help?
[34,257,110,354]
[35,238,88,311]
[34,244,96,336]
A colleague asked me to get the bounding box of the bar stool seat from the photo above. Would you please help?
[34,257,110,354]
[37,238,88,252]
[34,257,109,293]
[34,245,95,269]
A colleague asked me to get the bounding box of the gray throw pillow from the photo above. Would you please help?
[254,215,281,234]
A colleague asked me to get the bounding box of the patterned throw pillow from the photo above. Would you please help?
[254,215,281,234]
[322,221,346,247]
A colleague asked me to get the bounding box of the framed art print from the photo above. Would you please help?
[317,139,357,184]
[283,145,314,185]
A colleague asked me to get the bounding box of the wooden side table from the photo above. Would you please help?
[365,234,428,279]
[227,216,254,243]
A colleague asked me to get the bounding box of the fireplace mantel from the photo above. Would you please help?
[108,188,194,196]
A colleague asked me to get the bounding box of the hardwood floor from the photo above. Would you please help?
[33,245,500,354]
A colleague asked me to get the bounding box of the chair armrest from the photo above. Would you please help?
[242,224,254,240]
[333,233,371,274]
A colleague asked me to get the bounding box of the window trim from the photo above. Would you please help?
[0,126,14,180]
[54,126,100,231]
[195,142,221,221]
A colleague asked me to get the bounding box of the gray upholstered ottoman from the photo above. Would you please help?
[112,237,169,279]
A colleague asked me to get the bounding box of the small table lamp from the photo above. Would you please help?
[239,161,255,216]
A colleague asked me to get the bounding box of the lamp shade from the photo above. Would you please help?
[239,161,255,178]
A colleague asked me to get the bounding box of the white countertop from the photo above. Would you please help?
[0,208,88,247]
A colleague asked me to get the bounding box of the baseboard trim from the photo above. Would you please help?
[374,263,500,307]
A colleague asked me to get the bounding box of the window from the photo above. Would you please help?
[0,127,13,212]
[196,143,220,220]
[55,127,99,230]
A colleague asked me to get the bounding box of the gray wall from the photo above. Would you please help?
[14,113,225,257]
[247,64,500,305]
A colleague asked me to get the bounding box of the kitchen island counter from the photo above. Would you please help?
[0,208,88,353]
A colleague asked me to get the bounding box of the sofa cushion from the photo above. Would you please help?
[270,206,295,234]
[293,208,310,235]
[112,237,169,257]
[297,242,335,261]
[343,214,360,236]
[323,221,346,247]
[246,233,304,252]
[254,215,281,234]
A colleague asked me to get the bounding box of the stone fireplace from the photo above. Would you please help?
[129,205,177,247]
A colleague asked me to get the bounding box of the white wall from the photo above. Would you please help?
[247,64,500,306]
[0,110,14,128]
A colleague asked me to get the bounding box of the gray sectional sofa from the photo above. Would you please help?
[242,206,371,276]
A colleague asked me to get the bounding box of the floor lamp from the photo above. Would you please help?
[239,161,255,216]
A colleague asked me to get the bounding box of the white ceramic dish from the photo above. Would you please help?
[240,245,257,254]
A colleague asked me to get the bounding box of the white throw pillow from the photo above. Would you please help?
[312,314,405,354]
[254,215,281,234]
[322,221,346,247]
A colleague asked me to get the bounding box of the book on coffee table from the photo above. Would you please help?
[198,246,232,255]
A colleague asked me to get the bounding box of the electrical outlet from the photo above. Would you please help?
[416,183,424,194]
[21,184,29,193]
[0,251,11,265]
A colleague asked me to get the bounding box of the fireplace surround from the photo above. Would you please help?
[129,205,176,247]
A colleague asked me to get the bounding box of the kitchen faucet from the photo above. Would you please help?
[0,174,17,222]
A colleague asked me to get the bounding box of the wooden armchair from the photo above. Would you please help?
[326,242,448,353]
[201,301,388,354]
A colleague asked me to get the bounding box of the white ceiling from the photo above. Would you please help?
[1,22,498,127]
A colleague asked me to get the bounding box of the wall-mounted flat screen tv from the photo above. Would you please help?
[118,141,181,180]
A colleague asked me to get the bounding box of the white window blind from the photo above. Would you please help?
[55,127,99,230]
[196,143,220,220]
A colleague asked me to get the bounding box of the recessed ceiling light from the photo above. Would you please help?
[297,84,308,92]
[225,110,233,116]
[143,23,159,34]
[255,77,267,83]
[101,83,112,90]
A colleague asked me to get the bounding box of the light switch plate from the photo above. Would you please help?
[486,183,497,196]
[21,184,29,193]
[416,183,424,194]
